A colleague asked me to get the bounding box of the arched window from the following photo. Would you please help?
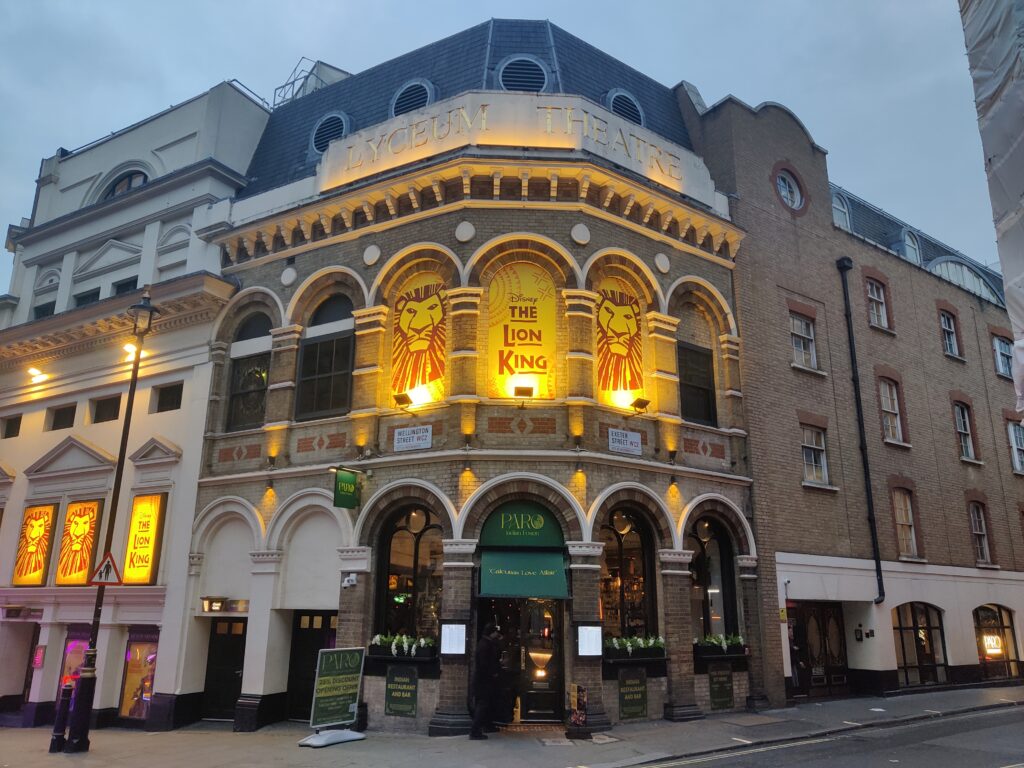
[831,193,850,230]
[227,312,272,432]
[378,508,443,639]
[974,604,1019,680]
[598,509,656,638]
[687,518,738,638]
[892,602,947,687]
[296,295,355,420]
[103,171,147,201]
[903,232,921,264]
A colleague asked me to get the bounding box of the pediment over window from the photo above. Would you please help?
[73,239,142,280]
[24,436,116,479]
[129,436,182,467]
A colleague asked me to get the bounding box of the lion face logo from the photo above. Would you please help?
[391,278,446,395]
[14,506,54,584]
[57,502,98,584]
[596,281,643,392]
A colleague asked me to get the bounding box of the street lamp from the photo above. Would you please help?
[63,288,159,753]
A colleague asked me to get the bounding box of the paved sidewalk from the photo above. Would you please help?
[2,685,1023,768]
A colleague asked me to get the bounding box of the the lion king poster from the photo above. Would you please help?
[391,272,447,404]
[55,500,102,586]
[595,276,645,407]
[13,504,56,586]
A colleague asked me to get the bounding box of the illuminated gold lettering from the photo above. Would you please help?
[346,145,363,171]
[631,134,647,163]
[538,105,561,134]
[590,115,608,145]
[388,126,408,155]
[649,144,668,175]
[456,104,488,134]
[432,111,452,140]
[565,107,588,137]
[612,128,631,158]
[666,153,682,180]
[366,134,387,162]
[410,119,429,148]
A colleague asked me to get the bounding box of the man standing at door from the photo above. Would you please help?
[470,623,502,740]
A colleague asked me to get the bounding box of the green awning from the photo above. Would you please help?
[479,550,568,599]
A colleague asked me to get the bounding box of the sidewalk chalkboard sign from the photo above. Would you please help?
[309,647,365,729]
[708,662,734,710]
[384,665,418,717]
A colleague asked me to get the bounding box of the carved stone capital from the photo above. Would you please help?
[646,311,681,338]
[566,541,604,558]
[736,554,758,570]
[659,548,694,567]
[188,552,204,576]
[338,546,372,573]
[442,539,478,556]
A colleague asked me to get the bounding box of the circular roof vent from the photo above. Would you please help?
[312,113,347,154]
[392,80,433,117]
[609,90,644,126]
[500,57,547,92]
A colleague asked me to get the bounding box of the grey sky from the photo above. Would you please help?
[0,0,995,293]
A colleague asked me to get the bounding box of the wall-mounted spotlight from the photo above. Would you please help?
[669,475,678,487]
[393,392,415,415]
[463,438,472,471]
[626,397,650,417]
[514,385,534,409]
[668,449,677,466]
[265,477,274,490]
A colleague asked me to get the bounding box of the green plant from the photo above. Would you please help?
[693,633,745,651]
[369,633,436,656]
[603,634,666,655]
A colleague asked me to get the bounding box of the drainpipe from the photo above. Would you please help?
[836,257,885,604]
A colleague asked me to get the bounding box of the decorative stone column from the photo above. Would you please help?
[204,341,229,440]
[265,325,302,427]
[352,306,388,413]
[566,541,612,734]
[737,555,770,710]
[428,539,477,736]
[718,334,743,430]
[236,550,288,731]
[448,288,483,399]
[647,312,682,456]
[563,290,598,403]
[337,546,372,730]
[659,549,703,721]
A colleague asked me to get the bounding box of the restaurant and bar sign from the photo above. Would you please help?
[618,667,647,719]
[309,647,365,729]
[708,663,734,710]
[384,665,418,717]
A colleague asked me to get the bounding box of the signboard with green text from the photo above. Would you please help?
[333,470,361,509]
[618,667,647,719]
[309,647,365,729]
[384,665,417,717]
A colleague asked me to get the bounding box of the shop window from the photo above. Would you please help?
[378,508,443,639]
[598,509,656,638]
[296,295,355,421]
[892,602,948,687]
[974,604,1020,680]
[687,517,738,638]
[59,626,91,695]
[119,628,159,720]
[678,342,716,426]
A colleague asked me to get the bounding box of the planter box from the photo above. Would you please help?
[603,647,666,661]
[693,645,748,674]
[367,645,438,661]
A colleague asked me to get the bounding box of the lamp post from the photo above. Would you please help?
[64,288,159,753]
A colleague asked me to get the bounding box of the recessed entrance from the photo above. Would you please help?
[787,601,849,698]
[286,611,337,720]
[478,597,564,723]
[203,618,247,720]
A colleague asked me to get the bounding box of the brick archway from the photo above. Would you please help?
[457,473,585,542]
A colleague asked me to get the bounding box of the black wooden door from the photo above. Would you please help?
[203,619,247,719]
[792,602,849,698]
[286,611,337,720]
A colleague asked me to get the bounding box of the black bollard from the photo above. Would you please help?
[49,683,74,753]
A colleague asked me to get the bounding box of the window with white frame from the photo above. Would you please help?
[969,502,991,564]
[790,313,817,369]
[893,488,917,558]
[880,378,903,442]
[775,170,803,210]
[867,279,889,329]
[993,336,1012,377]
[904,232,921,265]
[954,402,975,460]
[801,426,829,485]
[940,311,960,357]
[1008,421,1024,473]
[832,193,850,230]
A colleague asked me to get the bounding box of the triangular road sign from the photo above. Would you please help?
[90,553,122,586]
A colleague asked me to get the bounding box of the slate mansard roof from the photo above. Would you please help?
[241,19,694,199]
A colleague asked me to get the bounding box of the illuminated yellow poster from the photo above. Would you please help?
[123,494,165,585]
[13,504,56,586]
[56,500,102,586]
[488,261,557,399]
[595,276,645,408]
[391,272,446,404]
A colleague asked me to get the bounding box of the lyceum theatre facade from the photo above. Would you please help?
[186,21,761,733]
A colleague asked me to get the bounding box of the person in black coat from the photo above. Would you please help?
[469,622,502,739]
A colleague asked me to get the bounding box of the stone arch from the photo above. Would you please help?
[211,286,286,344]
[266,487,353,550]
[192,495,265,552]
[457,472,587,542]
[587,482,677,549]
[665,276,737,337]
[354,478,457,546]
[286,266,369,326]
[463,232,582,288]
[679,493,755,557]
[582,247,665,313]
[88,159,160,205]
[369,243,463,304]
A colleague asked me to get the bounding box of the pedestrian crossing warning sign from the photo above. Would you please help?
[90,553,122,586]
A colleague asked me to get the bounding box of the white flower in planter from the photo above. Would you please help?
[391,640,399,657]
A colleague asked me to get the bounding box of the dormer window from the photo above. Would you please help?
[103,171,147,201]
[904,232,921,264]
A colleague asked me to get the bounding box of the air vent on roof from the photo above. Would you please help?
[500,57,547,92]
[312,113,347,154]
[609,91,644,126]
[392,81,432,117]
